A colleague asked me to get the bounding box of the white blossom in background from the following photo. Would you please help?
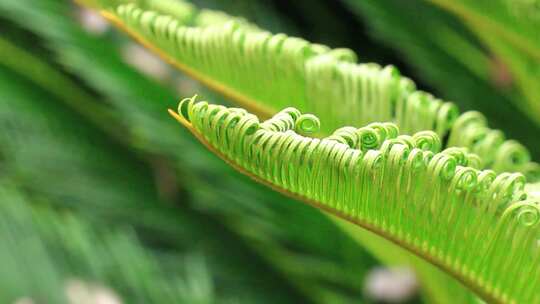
[364,267,418,303]
[122,43,171,81]
[65,279,123,304]
[77,8,109,35]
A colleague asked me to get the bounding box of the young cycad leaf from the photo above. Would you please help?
[80,0,539,181]
[170,96,540,304]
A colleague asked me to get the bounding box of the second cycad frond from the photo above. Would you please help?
[171,96,540,304]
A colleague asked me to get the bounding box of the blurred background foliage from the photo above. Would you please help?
[0,0,538,303]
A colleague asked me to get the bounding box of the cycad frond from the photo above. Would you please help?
[83,0,538,181]
[72,0,540,302]
[171,96,540,304]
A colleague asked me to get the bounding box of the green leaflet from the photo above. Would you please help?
[171,96,540,304]
[86,0,540,180]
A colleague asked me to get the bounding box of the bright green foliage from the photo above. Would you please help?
[173,96,540,304]
[96,0,539,181]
